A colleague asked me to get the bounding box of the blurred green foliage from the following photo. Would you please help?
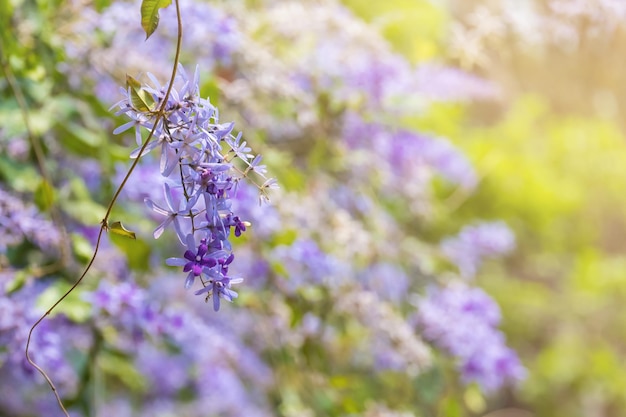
[465,98,626,417]
[4,0,626,415]
[344,1,626,416]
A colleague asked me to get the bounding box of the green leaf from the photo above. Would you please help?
[0,155,39,192]
[109,221,136,239]
[61,199,107,225]
[34,178,56,211]
[71,232,94,263]
[140,0,172,40]
[439,395,462,417]
[36,282,92,323]
[4,269,29,294]
[99,350,148,392]
[125,74,156,112]
[110,231,151,271]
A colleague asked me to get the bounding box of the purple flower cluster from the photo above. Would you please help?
[85,277,274,416]
[0,186,60,253]
[84,280,176,342]
[274,3,497,113]
[413,63,500,102]
[113,65,276,309]
[414,282,525,392]
[343,113,478,193]
[441,221,516,278]
[357,262,410,304]
[63,0,240,104]
[337,289,432,376]
[272,238,346,294]
[0,274,88,416]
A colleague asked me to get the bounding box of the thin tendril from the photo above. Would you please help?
[24,1,184,415]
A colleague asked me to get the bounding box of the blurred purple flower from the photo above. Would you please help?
[231,181,281,238]
[272,238,345,293]
[414,63,499,102]
[84,276,274,415]
[0,186,61,253]
[414,282,525,391]
[62,0,240,105]
[0,277,89,413]
[342,113,478,191]
[358,262,410,303]
[441,221,516,278]
[115,160,169,204]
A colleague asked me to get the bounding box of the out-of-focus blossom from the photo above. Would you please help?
[0,187,61,253]
[357,262,410,304]
[441,221,516,279]
[414,282,526,391]
[337,289,432,376]
[115,160,170,204]
[84,277,274,415]
[231,181,281,239]
[61,0,240,104]
[343,113,478,194]
[0,275,90,416]
[272,238,347,293]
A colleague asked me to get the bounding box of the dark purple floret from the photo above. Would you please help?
[182,239,217,276]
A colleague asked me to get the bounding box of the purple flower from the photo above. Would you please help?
[113,65,275,306]
[166,234,221,289]
[144,183,195,242]
[272,238,344,293]
[414,282,525,392]
[194,275,243,312]
[0,186,61,253]
[342,113,478,193]
[358,262,410,303]
[441,221,516,278]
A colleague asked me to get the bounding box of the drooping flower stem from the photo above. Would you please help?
[24,1,184,415]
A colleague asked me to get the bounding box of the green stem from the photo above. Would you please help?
[24,1,184,415]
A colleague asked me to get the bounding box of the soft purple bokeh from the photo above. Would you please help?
[441,221,516,278]
[414,282,526,391]
[0,187,61,253]
[343,113,478,193]
[63,0,240,105]
[271,238,348,293]
[358,262,410,304]
[83,276,274,416]
[0,273,91,417]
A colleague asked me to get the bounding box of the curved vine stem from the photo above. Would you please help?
[24,1,183,415]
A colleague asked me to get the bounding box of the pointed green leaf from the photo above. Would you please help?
[34,178,56,211]
[140,0,172,40]
[109,221,137,240]
[125,74,156,112]
[99,350,148,392]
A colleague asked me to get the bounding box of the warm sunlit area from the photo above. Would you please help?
[2,0,626,416]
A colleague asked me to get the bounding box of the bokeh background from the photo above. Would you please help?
[2,0,626,416]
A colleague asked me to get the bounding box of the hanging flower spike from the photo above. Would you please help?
[114,65,275,308]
